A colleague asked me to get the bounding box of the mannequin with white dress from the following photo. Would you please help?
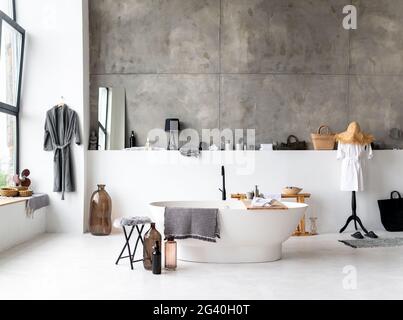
[336,122,378,239]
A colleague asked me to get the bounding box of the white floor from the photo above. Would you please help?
[1,232,403,300]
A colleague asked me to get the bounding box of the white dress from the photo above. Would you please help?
[337,143,373,192]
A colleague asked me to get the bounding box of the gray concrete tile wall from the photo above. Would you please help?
[349,76,403,148]
[90,0,220,74]
[221,75,349,147]
[90,0,403,149]
[91,74,219,147]
[350,0,403,75]
[221,0,349,74]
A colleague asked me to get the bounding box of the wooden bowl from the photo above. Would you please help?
[282,187,303,195]
[0,188,19,197]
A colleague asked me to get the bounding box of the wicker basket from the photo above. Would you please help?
[19,190,33,197]
[15,186,29,191]
[0,188,19,197]
[311,125,336,150]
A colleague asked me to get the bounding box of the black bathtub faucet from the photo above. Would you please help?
[219,166,227,201]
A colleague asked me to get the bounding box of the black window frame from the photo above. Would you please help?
[0,4,25,174]
[0,0,15,20]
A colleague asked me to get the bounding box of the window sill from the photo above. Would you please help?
[0,197,30,208]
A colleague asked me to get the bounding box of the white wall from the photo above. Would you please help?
[86,150,403,234]
[17,0,89,233]
[0,203,46,253]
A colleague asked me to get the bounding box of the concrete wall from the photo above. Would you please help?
[89,0,403,148]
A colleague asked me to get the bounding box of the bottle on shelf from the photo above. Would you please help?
[254,185,260,198]
[129,131,136,148]
[145,138,151,151]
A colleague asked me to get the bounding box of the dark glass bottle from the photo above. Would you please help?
[129,131,136,148]
[152,241,162,275]
[89,185,112,236]
[143,223,162,270]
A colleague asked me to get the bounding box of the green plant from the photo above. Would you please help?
[0,172,7,188]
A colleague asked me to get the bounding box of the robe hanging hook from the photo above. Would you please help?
[58,96,66,107]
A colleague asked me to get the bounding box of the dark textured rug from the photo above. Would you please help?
[339,238,403,249]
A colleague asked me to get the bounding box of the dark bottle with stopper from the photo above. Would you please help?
[254,185,260,198]
[129,131,136,148]
[152,241,162,275]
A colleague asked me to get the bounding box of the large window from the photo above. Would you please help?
[0,0,15,20]
[0,3,25,188]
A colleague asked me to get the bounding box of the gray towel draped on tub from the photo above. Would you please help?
[164,207,220,243]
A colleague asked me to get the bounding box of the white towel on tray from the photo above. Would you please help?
[252,197,277,208]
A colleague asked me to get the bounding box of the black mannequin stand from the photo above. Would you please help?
[339,191,369,234]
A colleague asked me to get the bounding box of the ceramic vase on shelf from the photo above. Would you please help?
[89,184,112,236]
[143,223,162,271]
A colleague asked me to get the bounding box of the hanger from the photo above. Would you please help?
[57,96,66,108]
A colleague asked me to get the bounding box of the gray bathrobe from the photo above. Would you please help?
[44,105,81,200]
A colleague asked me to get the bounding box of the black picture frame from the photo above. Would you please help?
[0,8,26,174]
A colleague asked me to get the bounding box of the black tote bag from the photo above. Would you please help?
[378,191,403,232]
[277,135,307,150]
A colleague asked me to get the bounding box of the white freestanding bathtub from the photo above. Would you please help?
[149,200,308,263]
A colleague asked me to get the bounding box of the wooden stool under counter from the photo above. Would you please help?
[281,193,312,236]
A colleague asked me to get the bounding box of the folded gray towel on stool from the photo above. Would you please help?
[164,207,220,243]
[26,194,50,218]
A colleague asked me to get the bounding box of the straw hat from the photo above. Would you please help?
[335,122,374,145]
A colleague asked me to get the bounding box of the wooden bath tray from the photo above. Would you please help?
[242,200,288,210]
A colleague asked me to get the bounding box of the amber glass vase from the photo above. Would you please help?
[89,184,112,236]
[143,223,162,270]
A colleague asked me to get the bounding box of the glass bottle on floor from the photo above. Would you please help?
[165,236,177,271]
[89,185,112,236]
[143,223,162,270]
[310,217,318,235]
[152,241,162,275]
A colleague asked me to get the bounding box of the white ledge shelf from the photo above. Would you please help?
[0,197,31,208]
